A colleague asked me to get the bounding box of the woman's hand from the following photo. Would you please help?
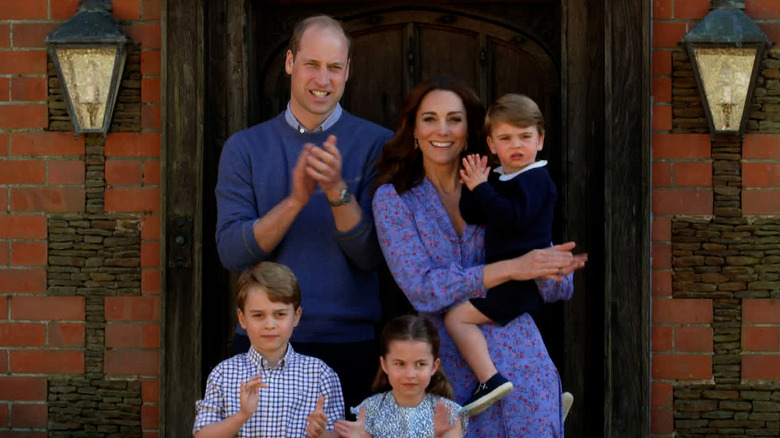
[434,401,463,438]
[484,242,586,288]
[333,407,372,438]
[459,154,490,191]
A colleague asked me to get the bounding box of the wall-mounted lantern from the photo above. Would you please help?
[45,0,131,136]
[682,0,771,137]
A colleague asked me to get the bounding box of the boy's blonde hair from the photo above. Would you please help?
[236,262,301,310]
[485,94,545,136]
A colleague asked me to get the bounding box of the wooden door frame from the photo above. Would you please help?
[162,0,651,436]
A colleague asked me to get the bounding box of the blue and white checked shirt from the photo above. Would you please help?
[193,344,344,437]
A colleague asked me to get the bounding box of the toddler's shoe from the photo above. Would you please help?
[463,373,513,417]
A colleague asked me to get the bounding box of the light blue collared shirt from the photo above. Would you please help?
[284,102,343,133]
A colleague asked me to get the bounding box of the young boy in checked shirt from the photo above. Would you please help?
[193,262,344,437]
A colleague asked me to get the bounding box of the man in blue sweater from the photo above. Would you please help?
[215,15,393,415]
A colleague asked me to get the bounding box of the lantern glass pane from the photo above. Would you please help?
[693,47,757,132]
[54,47,118,131]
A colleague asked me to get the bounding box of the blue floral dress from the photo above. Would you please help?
[350,392,467,438]
[373,179,572,437]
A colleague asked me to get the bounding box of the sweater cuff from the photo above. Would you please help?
[242,219,269,260]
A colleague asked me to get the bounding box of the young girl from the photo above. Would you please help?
[334,315,468,438]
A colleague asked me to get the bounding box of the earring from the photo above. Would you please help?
[414,137,419,149]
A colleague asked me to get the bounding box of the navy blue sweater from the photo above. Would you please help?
[215,112,392,342]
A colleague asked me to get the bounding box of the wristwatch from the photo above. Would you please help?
[328,188,352,207]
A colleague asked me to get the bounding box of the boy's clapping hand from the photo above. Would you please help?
[459,154,490,191]
[239,375,267,420]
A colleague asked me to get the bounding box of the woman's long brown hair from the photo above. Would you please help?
[371,315,454,400]
[372,75,488,195]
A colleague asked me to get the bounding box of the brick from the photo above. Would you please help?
[0,323,45,347]
[743,326,779,352]
[142,0,160,20]
[141,104,161,130]
[0,349,6,373]
[10,77,47,101]
[105,160,143,186]
[653,298,712,324]
[11,23,57,49]
[0,377,46,401]
[143,433,159,438]
[0,160,45,184]
[653,77,672,103]
[652,382,673,408]
[748,2,780,20]
[10,187,85,212]
[653,189,712,215]
[674,161,712,187]
[105,133,160,157]
[127,23,161,49]
[653,105,672,131]
[742,355,780,380]
[10,296,85,321]
[105,187,160,213]
[50,0,79,20]
[652,161,671,187]
[0,105,47,129]
[142,378,159,402]
[0,242,7,266]
[141,50,161,76]
[0,0,46,19]
[675,326,713,352]
[106,323,141,348]
[9,403,46,429]
[743,162,780,188]
[11,131,84,157]
[0,188,5,211]
[743,189,780,215]
[653,134,711,159]
[142,404,159,430]
[653,0,671,19]
[0,215,46,239]
[104,349,158,375]
[10,350,84,374]
[10,241,46,266]
[48,323,85,348]
[141,324,159,348]
[0,51,46,75]
[0,24,9,48]
[653,22,689,48]
[0,78,8,101]
[0,431,46,438]
[141,214,160,240]
[652,215,671,242]
[142,269,159,295]
[0,269,45,294]
[141,78,160,103]
[653,270,672,297]
[0,404,6,427]
[653,50,672,75]
[0,132,7,156]
[144,160,160,185]
[744,299,780,324]
[47,160,85,185]
[105,296,159,321]
[113,0,141,20]
[744,134,780,159]
[141,241,159,267]
[653,326,672,351]
[652,353,711,379]
[651,407,673,434]
[758,23,780,45]
[0,296,5,319]
[674,0,709,19]
[652,243,671,269]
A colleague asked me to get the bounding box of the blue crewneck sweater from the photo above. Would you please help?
[216,111,393,342]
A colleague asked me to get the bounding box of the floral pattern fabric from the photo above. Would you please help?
[373,179,570,437]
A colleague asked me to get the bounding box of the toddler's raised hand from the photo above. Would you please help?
[333,406,372,438]
[459,154,490,191]
[239,375,267,419]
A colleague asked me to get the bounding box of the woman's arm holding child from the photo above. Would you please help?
[194,375,266,438]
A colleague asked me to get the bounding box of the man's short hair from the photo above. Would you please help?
[485,94,545,136]
[289,15,352,58]
[236,262,302,310]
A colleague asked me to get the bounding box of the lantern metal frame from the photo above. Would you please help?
[45,0,132,135]
[682,0,772,137]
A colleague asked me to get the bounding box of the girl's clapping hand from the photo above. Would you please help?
[333,406,372,438]
[433,401,463,438]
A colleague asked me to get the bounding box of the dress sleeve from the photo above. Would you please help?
[192,365,228,433]
[535,272,575,303]
[372,185,487,314]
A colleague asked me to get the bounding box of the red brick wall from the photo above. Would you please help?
[0,0,161,435]
[652,1,780,436]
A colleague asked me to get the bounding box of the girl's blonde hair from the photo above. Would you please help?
[371,315,454,400]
